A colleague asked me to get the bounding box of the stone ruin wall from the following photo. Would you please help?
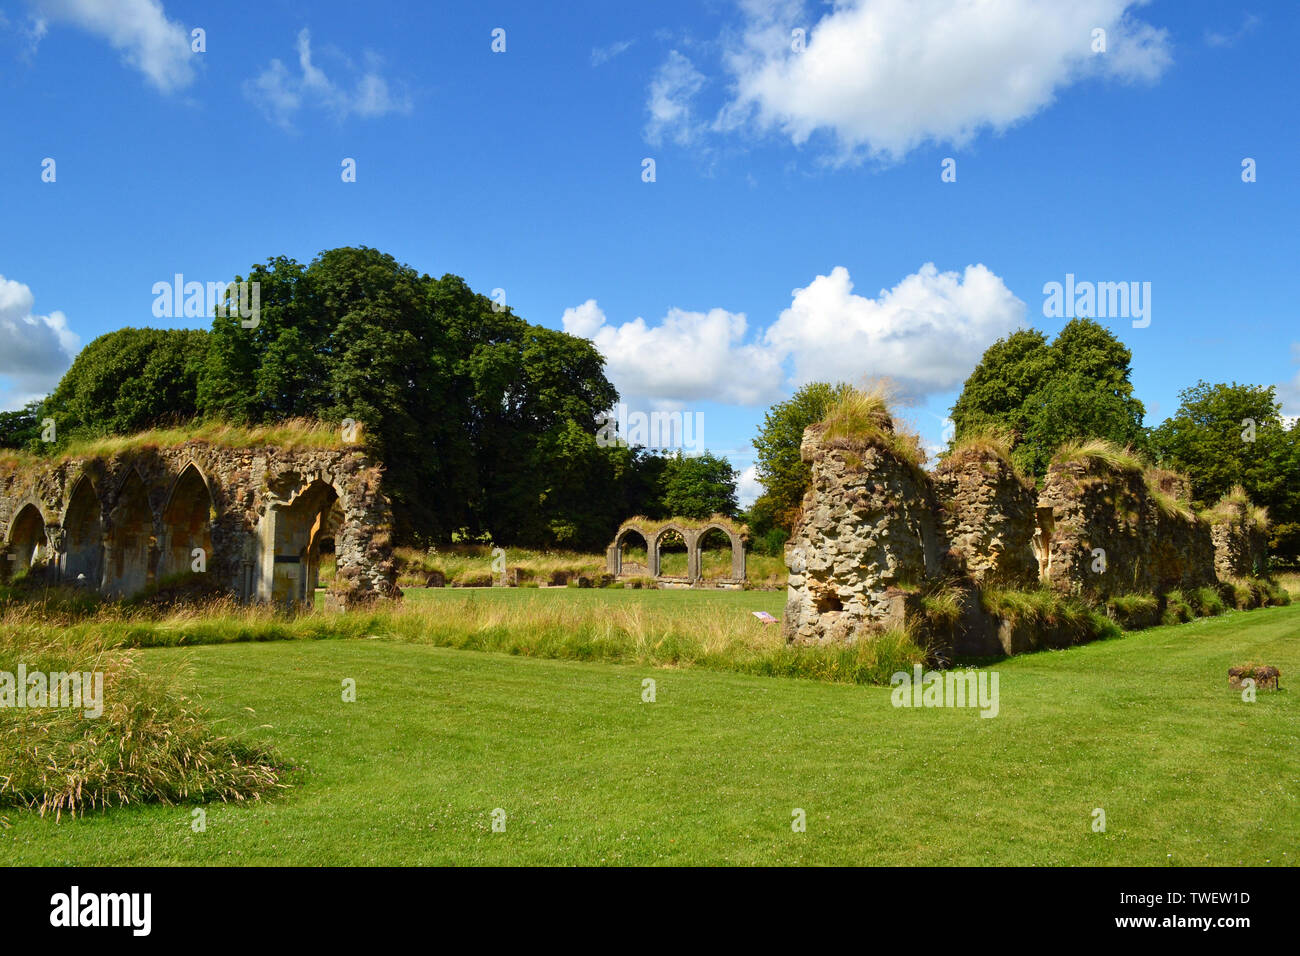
[0,442,400,609]
[782,423,946,644]
[1038,461,1217,601]
[784,424,1271,648]
[932,452,1039,589]
[1208,500,1269,579]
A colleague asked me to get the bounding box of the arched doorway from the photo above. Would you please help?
[159,464,214,581]
[613,525,651,576]
[63,477,103,586]
[305,498,343,595]
[271,480,341,606]
[697,523,745,583]
[105,472,155,597]
[7,503,47,579]
[656,526,688,581]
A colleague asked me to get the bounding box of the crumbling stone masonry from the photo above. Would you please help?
[1037,459,1216,601]
[784,423,1273,650]
[1208,499,1269,579]
[0,442,400,609]
[932,450,1039,589]
[782,422,946,644]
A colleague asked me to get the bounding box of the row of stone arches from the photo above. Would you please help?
[2,464,347,606]
[606,521,746,586]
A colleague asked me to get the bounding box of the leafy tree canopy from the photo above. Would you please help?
[749,381,853,533]
[1150,381,1300,562]
[660,451,739,520]
[44,327,210,440]
[950,318,1146,477]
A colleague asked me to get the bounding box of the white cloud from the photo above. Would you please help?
[1278,343,1300,423]
[592,39,635,66]
[244,28,411,129]
[33,0,194,93]
[0,276,79,410]
[717,0,1172,163]
[736,463,762,508]
[563,262,1024,409]
[644,50,707,146]
[1205,13,1260,48]
[561,299,786,407]
[765,263,1026,399]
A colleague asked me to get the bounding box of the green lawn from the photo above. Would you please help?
[5,598,1298,866]
[396,584,779,612]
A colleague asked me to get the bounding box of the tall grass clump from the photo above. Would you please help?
[0,627,285,818]
[819,381,926,469]
[0,591,927,688]
[981,587,1119,641]
[1052,438,1146,475]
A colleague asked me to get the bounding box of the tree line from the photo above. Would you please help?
[2,247,738,550]
[747,318,1300,565]
[8,252,1293,564]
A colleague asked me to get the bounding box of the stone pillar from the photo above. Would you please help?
[685,529,701,584]
[730,535,746,580]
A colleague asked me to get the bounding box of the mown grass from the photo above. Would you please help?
[4,602,1298,865]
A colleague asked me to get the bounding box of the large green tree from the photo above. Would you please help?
[749,381,852,533]
[195,247,620,548]
[0,400,44,450]
[1150,381,1300,563]
[44,327,210,439]
[950,318,1147,477]
[660,451,738,519]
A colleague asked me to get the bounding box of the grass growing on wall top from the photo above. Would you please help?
[0,419,354,471]
[1051,438,1146,475]
[818,382,927,469]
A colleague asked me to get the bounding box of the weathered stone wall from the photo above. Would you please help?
[1209,502,1269,579]
[932,452,1039,588]
[1038,461,1216,601]
[781,427,1268,649]
[0,442,399,608]
[783,423,947,645]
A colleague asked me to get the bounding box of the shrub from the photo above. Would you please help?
[753,527,790,557]
[1188,586,1226,617]
[1106,592,1159,628]
[1162,590,1193,625]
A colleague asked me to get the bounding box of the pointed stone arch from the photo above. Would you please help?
[158,462,215,581]
[62,474,103,586]
[264,477,343,607]
[6,501,49,578]
[104,469,156,597]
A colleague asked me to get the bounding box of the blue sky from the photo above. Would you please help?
[1,0,1297,504]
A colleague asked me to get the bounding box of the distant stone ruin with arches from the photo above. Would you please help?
[607,517,747,588]
[0,439,400,609]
